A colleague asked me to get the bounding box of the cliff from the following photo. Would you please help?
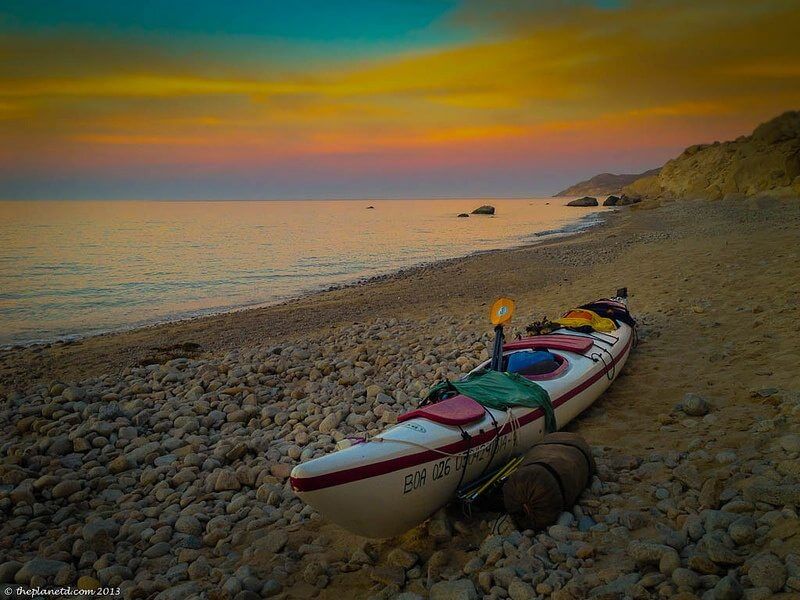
[558,110,800,202]
[624,110,800,200]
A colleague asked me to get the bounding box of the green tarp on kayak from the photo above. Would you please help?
[426,369,556,432]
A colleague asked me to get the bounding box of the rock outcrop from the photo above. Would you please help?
[617,193,642,206]
[566,196,598,207]
[470,205,495,215]
[623,110,800,200]
[555,169,660,197]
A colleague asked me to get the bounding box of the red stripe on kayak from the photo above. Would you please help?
[290,334,632,493]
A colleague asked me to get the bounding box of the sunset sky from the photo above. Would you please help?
[2,0,799,199]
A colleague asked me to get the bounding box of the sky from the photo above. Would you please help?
[1,0,799,199]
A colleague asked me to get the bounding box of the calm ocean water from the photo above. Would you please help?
[0,199,604,345]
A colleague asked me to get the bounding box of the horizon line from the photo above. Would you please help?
[0,194,567,202]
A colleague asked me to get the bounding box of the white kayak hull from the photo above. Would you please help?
[291,305,633,538]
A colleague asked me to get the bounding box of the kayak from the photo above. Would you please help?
[290,296,634,538]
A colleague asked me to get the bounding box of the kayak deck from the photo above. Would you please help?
[397,395,485,426]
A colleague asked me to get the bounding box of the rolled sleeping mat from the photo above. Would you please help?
[502,432,596,530]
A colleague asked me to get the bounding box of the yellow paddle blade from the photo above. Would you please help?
[490,297,515,326]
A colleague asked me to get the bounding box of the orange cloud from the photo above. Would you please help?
[1,0,799,191]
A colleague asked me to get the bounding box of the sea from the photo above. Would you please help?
[0,198,604,346]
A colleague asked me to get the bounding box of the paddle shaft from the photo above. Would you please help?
[490,324,505,371]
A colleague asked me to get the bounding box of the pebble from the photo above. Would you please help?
[508,579,536,600]
[0,561,22,583]
[143,542,171,559]
[682,393,710,416]
[214,469,241,492]
[628,541,676,566]
[51,480,82,498]
[778,434,800,453]
[578,515,597,531]
[155,582,201,600]
[370,565,405,587]
[747,553,786,592]
[76,576,100,590]
[261,580,282,597]
[672,567,700,589]
[387,548,417,569]
[14,558,67,583]
[429,579,478,600]
[712,574,743,600]
[263,530,288,553]
[728,516,756,545]
[428,516,452,542]
[705,539,744,565]
[318,413,340,433]
[175,515,203,536]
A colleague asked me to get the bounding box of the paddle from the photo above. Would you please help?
[489,297,515,371]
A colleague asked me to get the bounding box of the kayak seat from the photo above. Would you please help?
[503,334,593,355]
[398,395,485,426]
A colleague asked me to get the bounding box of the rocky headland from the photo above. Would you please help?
[560,110,800,206]
[630,111,800,201]
[554,170,660,198]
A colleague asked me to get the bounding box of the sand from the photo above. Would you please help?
[2,196,800,598]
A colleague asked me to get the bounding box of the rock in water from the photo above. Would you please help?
[603,195,620,206]
[566,196,598,207]
[457,213,469,218]
[470,205,495,215]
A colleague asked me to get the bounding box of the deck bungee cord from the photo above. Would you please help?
[371,404,522,459]
[589,346,617,381]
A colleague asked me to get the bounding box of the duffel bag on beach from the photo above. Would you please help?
[502,432,595,530]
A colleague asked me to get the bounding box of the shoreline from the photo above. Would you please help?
[0,209,630,392]
[3,208,608,351]
[1,206,606,351]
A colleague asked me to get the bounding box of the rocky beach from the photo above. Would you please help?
[1,194,799,599]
